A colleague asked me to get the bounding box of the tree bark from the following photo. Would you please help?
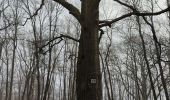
[76,0,102,100]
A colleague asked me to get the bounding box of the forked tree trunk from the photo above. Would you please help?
[76,0,102,100]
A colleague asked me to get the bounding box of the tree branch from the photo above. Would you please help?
[22,0,45,25]
[38,34,79,54]
[53,0,81,23]
[0,5,9,17]
[99,13,133,28]
[0,23,12,31]
[114,0,136,11]
[40,34,79,49]
[100,0,170,28]
[60,34,79,42]
[98,29,104,44]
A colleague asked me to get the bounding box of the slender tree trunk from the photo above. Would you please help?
[76,0,102,100]
[136,16,157,100]
[167,0,170,67]
[166,0,170,96]
[100,53,112,100]
[9,7,18,100]
[141,64,147,100]
[104,36,114,100]
[5,45,9,100]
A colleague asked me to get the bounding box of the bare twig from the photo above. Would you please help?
[114,0,136,11]
[0,23,12,31]
[22,0,45,25]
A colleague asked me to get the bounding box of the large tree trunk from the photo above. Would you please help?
[76,0,102,100]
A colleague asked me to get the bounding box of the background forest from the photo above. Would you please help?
[0,0,170,100]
